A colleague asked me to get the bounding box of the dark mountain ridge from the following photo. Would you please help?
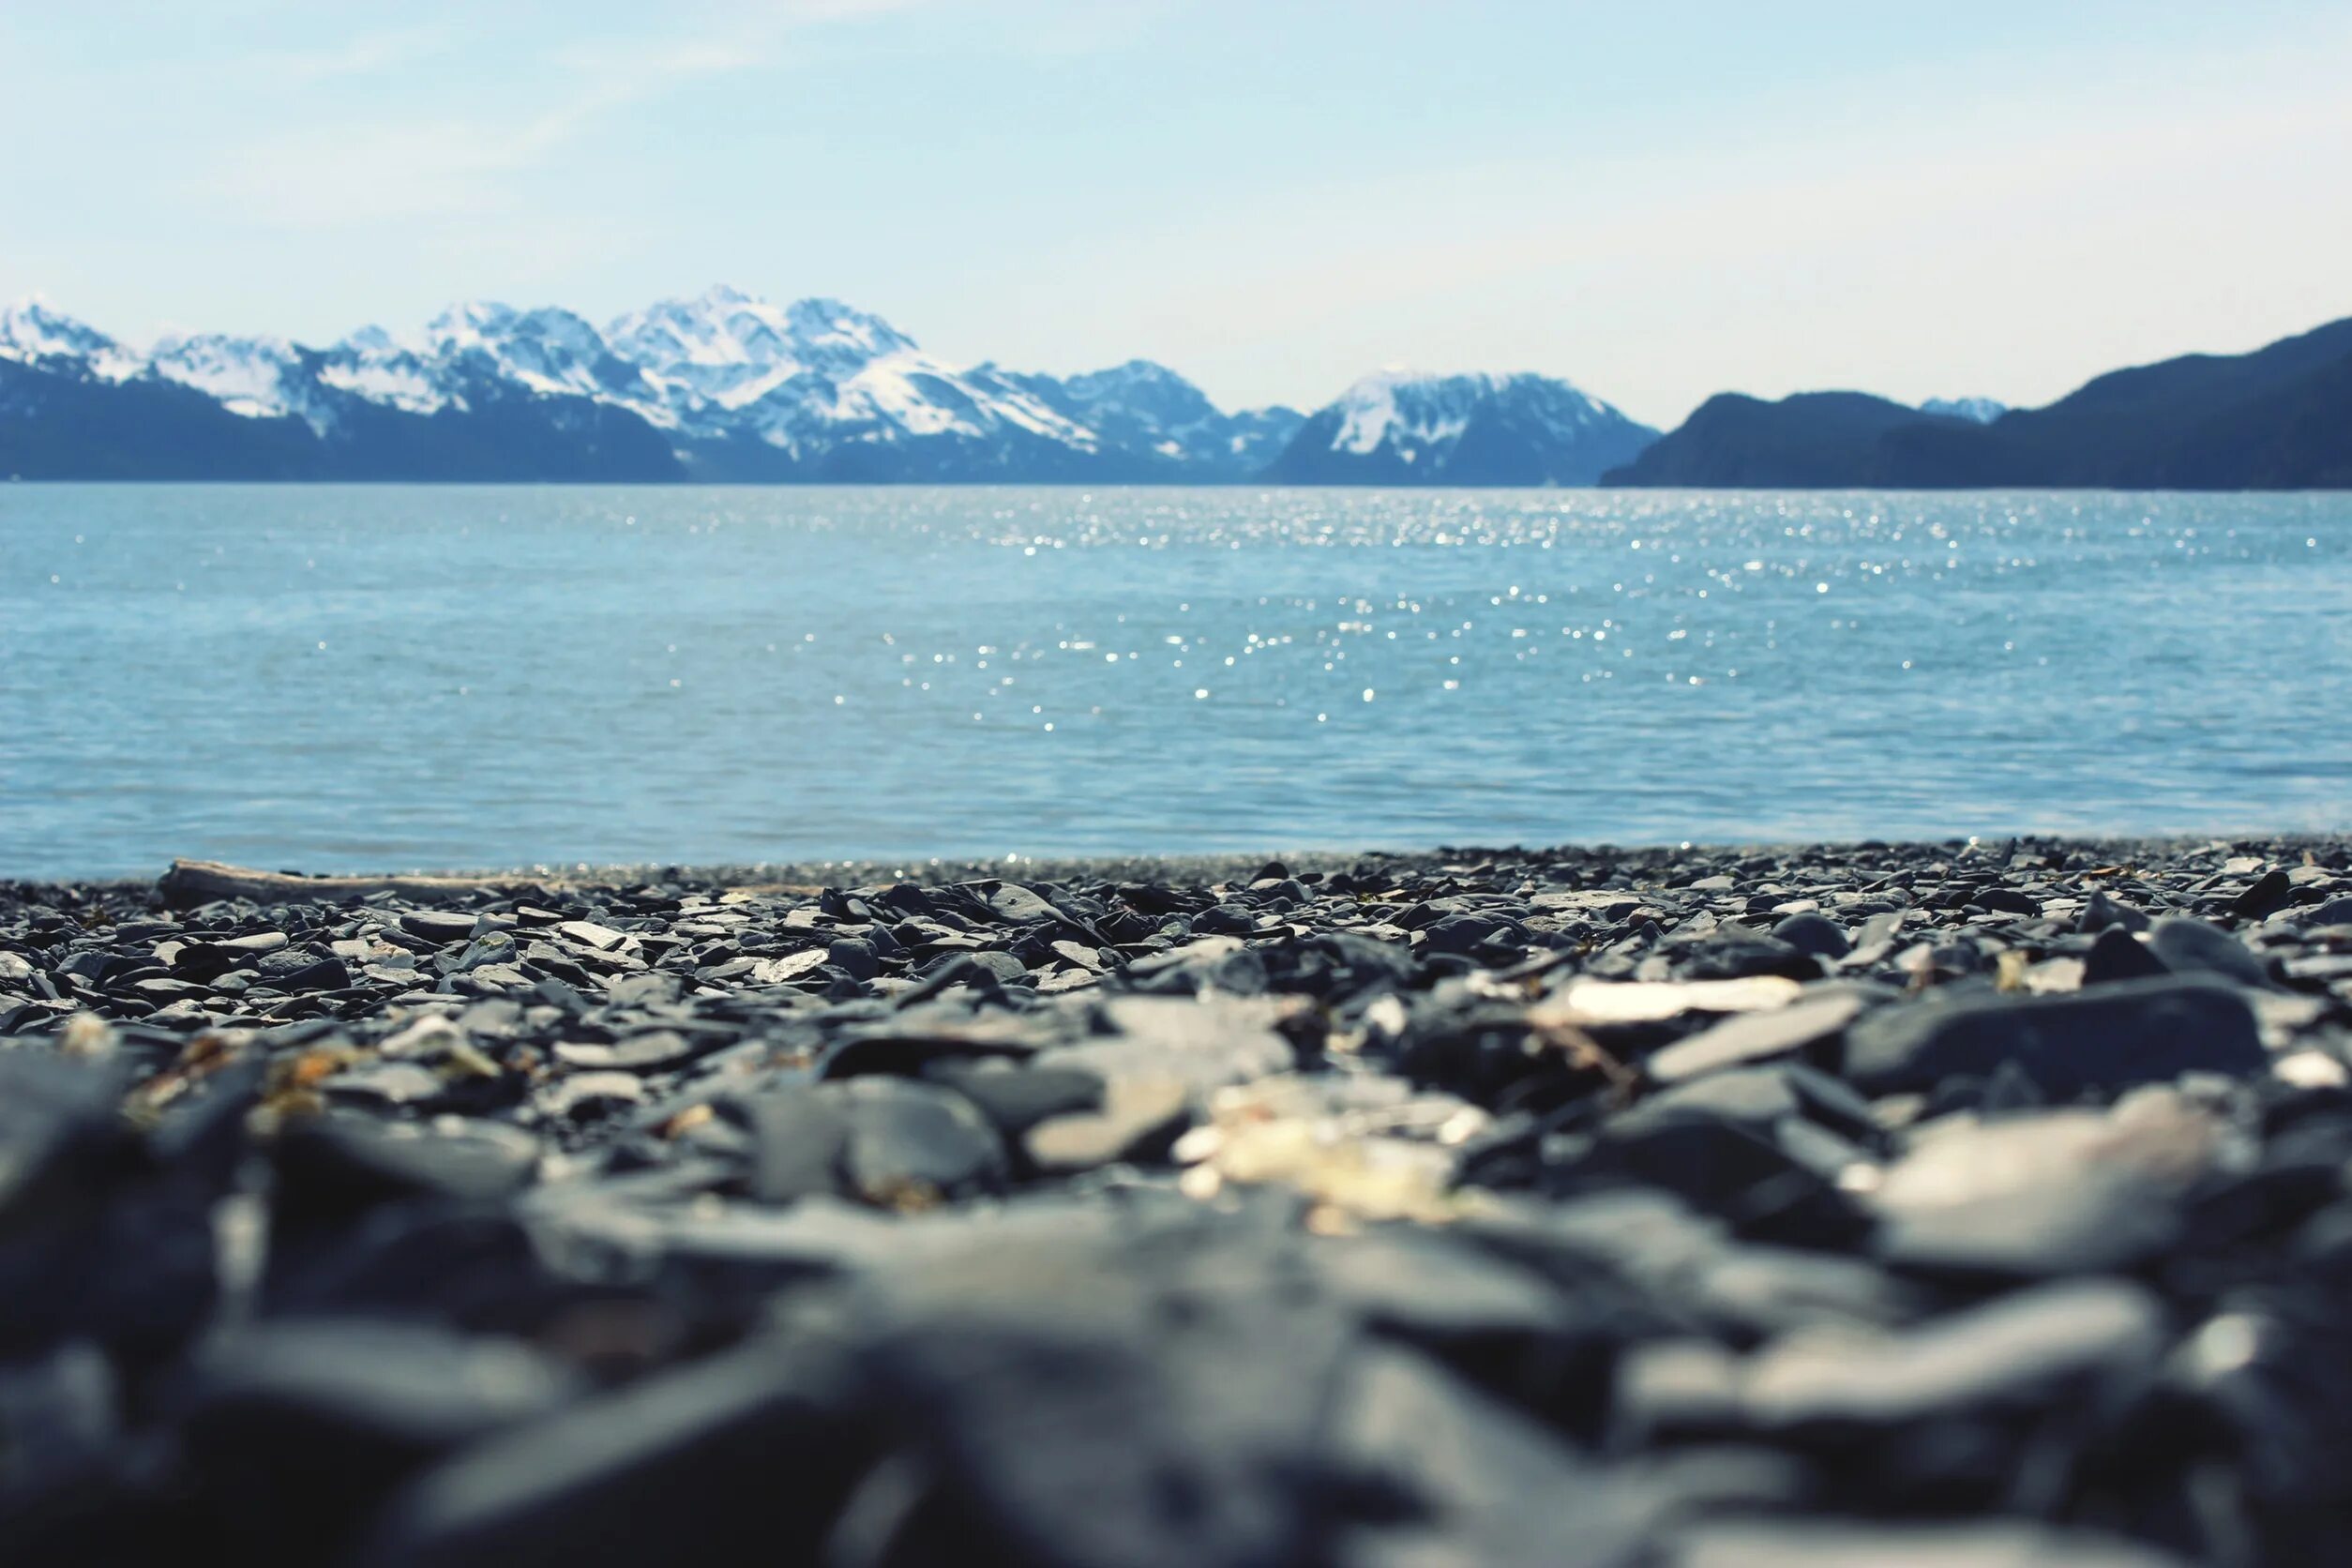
[1607,316,2352,490]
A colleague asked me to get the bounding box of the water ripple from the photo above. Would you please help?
[2,484,2346,876]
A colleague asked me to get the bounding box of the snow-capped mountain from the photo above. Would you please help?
[607,287,917,411]
[596,287,1134,475]
[2,288,1660,484]
[144,333,309,422]
[0,298,139,379]
[995,358,1305,475]
[1919,396,2007,424]
[0,288,1320,482]
[1263,369,1658,485]
[314,327,447,416]
[425,303,657,411]
[0,301,680,481]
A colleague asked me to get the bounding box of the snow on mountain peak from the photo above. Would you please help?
[144,333,306,420]
[782,296,914,362]
[1920,395,2006,424]
[602,288,922,417]
[1058,359,1220,430]
[695,282,757,309]
[1325,368,1620,456]
[595,287,1069,454]
[426,301,602,354]
[0,297,132,373]
[317,326,447,416]
[0,285,1483,481]
[608,290,798,406]
[336,324,405,355]
[1332,368,1485,455]
[1265,364,1655,485]
[421,301,631,404]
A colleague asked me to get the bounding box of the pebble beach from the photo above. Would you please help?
[7,834,2352,1565]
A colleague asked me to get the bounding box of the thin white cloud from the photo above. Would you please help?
[196,15,788,228]
[255,25,454,83]
[190,0,967,230]
[996,0,1176,60]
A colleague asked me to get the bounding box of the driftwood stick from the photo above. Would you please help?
[158,859,535,908]
[156,858,828,907]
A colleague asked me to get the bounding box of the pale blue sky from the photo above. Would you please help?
[3,0,2347,425]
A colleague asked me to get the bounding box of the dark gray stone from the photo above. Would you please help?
[2231,868,2294,921]
[837,1078,1008,1204]
[186,1320,580,1560]
[1771,912,1850,959]
[400,912,480,944]
[2148,916,2273,988]
[1842,975,2263,1097]
[351,1336,867,1568]
[2080,925,2167,987]
[2077,889,2149,934]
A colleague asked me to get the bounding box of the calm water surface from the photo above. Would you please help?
[4,484,2347,879]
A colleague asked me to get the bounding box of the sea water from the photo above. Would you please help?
[4,484,2346,878]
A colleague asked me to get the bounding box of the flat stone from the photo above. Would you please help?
[1332,1343,1663,1566]
[927,1063,1104,1142]
[1864,1097,2221,1277]
[535,1072,647,1121]
[1648,991,1867,1083]
[1661,1520,2190,1568]
[2077,889,2149,934]
[399,912,479,944]
[985,882,1066,927]
[258,950,353,991]
[1025,1075,1190,1173]
[271,1116,540,1229]
[1739,1277,2166,1430]
[1842,975,2263,1097]
[738,1087,852,1204]
[825,938,879,980]
[550,1030,699,1073]
[2148,916,2272,988]
[349,1337,867,1568]
[837,1078,1007,1205]
[186,1319,580,1559]
[321,1062,448,1110]
[1538,975,1804,1025]
[0,1051,131,1222]
[752,944,837,982]
[444,932,518,975]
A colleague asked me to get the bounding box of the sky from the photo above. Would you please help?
[2,0,2348,428]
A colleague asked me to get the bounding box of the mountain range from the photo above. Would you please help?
[6,291,2345,487]
[0,288,1651,485]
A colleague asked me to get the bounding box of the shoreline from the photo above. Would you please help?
[4,833,2350,1561]
[12,828,2350,904]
